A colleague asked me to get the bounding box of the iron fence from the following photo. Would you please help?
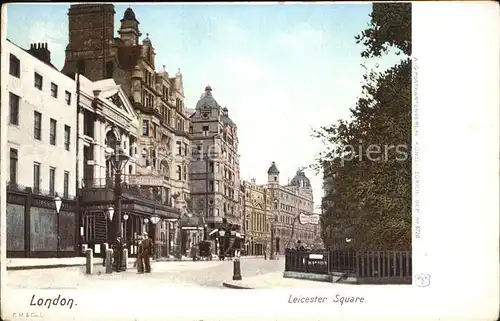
[285,248,412,284]
[81,176,173,207]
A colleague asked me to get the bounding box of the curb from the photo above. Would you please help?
[221,282,254,289]
[7,263,102,271]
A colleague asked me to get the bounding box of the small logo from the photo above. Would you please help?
[415,273,431,287]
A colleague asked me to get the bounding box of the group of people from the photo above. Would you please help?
[108,232,155,274]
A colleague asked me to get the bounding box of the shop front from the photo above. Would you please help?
[79,195,180,258]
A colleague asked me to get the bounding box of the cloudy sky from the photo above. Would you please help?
[5,3,402,212]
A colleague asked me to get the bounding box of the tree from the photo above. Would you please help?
[315,3,412,250]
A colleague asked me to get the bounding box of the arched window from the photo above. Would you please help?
[105,131,118,178]
[105,131,118,150]
[106,61,114,79]
[160,160,169,178]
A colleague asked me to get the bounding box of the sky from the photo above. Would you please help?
[5,3,403,213]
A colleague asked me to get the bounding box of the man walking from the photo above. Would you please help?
[141,232,154,273]
[136,235,144,273]
[112,236,124,272]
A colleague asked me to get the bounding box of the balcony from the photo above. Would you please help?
[80,175,173,207]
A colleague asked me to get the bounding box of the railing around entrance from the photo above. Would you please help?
[81,175,173,207]
[285,249,412,284]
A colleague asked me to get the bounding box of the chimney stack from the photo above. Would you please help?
[27,42,52,66]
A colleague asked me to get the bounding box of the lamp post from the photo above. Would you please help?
[103,206,114,267]
[270,199,279,260]
[150,215,160,258]
[54,195,62,255]
[106,146,130,239]
[123,213,129,243]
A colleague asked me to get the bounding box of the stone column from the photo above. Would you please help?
[94,117,101,180]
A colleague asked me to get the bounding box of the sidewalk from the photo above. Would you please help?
[223,272,414,289]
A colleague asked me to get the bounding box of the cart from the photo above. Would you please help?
[198,241,213,261]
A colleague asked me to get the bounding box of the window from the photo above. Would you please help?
[65,91,72,105]
[184,143,188,156]
[142,120,149,136]
[34,72,43,90]
[9,92,20,125]
[153,123,158,139]
[63,171,69,198]
[202,125,209,137]
[176,166,181,180]
[106,61,114,79]
[50,83,58,98]
[34,111,42,140]
[9,54,20,78]
[176,141,182,155]
[9,148,18,184]
[183,166,187,180]
[63,125,71,151]
[50,118,57,145]
[33,163,40,193]
[49,167,56,196]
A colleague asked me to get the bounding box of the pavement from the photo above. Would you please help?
[222,272,413,289]
[6,255,265,270]
[6,256,283,289]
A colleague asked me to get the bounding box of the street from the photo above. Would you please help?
[6,257,284,290]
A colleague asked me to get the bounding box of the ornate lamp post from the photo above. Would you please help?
[106,146,130,239]
[270,199,279,260]
[54,196,62,214]
[54,195,62,254]
[150,215,160,258]
[123,213,129,242]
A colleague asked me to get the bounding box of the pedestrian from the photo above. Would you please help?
[263,246,267,260]
[136,235,144,273]
[141,232,154,273]
[296,240,305,251]
[112,236,124,272]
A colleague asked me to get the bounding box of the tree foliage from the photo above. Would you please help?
[315,3,412,250]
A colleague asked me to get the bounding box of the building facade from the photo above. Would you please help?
[61,4,192,211]
[266,162,318,253]
[4,40,79,257]
[241,179,272,255]
[60,4,194,256]
[189,86,241,231]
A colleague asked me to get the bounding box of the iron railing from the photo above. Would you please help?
[81,175,173,207]
[6,181,76,199]
[285,248,412,284]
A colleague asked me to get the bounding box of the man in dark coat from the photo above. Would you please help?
[112,236,124,272]
[296,240,306,251]
[141,233,154,273]
[136,235,145,274]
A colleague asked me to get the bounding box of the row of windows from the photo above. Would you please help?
[9,93,72,149]
[207,180,236,199]
[9,148,70,198]
[9,54,72,105]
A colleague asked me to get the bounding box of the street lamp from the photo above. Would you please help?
[150,216,160,258]
[123,213,129,242]
[106,146,131,240]
[106,206,115,221]
[270,199,279,260]
[54,195,62,214]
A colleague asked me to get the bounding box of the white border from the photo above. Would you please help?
[1,2,499,320]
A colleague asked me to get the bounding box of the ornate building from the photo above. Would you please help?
[266,162,318,253]
[60,4,193,256]
[188,86,241,231]
[241,179,272,255]
[61,4,191,213]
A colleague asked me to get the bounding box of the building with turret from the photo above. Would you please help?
[241,162,319,255]
[60,4,193,257]
[188,86,241,232]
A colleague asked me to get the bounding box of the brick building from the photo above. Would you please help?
[60,4,195,255]
[188,86,241,231]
